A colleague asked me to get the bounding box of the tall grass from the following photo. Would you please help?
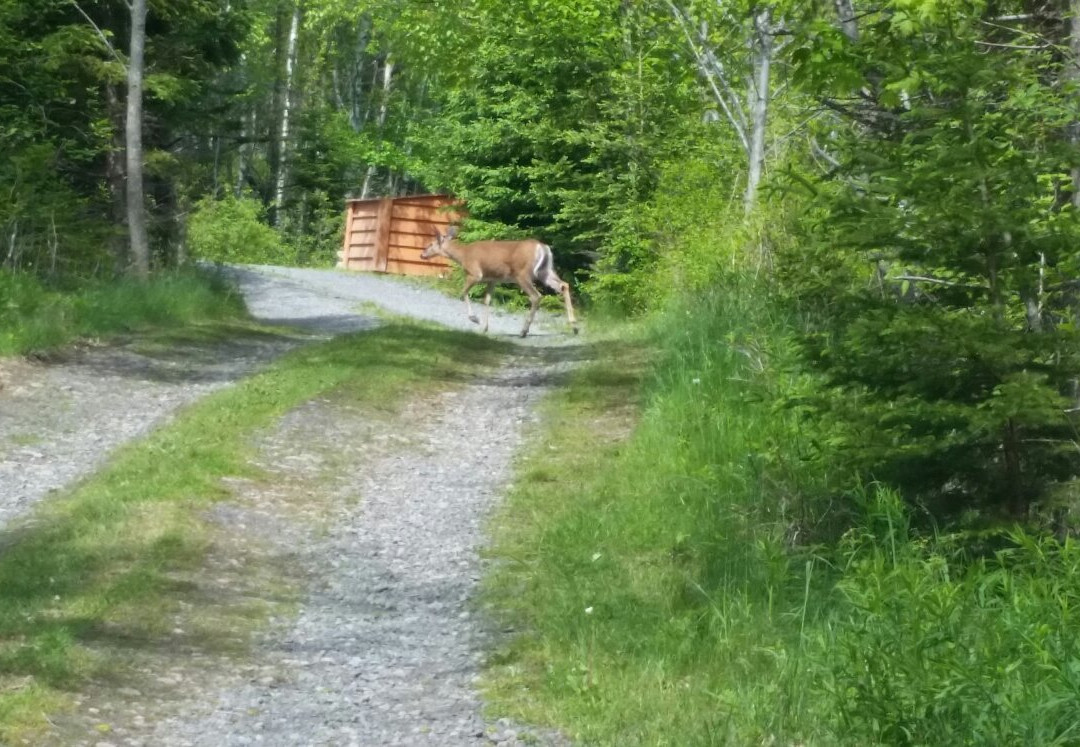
[484,278,1080,744]
[0,268,244,355]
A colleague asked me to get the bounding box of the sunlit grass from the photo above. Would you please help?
[0,268,246,356]
[483,283,1080,745]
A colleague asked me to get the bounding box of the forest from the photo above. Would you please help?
[4,0,1080,742]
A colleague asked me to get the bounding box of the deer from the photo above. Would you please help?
[420,226,579,338]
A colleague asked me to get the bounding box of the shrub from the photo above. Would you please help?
[187,195,284,265]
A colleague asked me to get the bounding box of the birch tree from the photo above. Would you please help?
[666,0,780,215]
[360,54,393,198]
[273,0,302,224]
[126,0,149,278]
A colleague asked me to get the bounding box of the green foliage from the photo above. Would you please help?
[809,505,1080,745]
[0,0,249,275]
[187,196,286,265]
[585,152,763,312]
[781,0,1080,516]
[414,0,700,273]
[0,268,245,355]
[486,287,1080,745]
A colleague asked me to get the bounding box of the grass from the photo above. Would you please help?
[482,282,1080,745]
[0,267,246,356]
[0,321,509,743]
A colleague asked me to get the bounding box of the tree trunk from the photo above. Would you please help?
[834,0,859,42]
[105,83,128,273]
[360,55,393,199]
[348,15,372,131]
[1070,0,1080,207]
[236,105,256,197]
[744,8,773,216]
[273,1,302,225]
[126,0,150,279]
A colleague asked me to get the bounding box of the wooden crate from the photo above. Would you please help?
[339,194,464,276]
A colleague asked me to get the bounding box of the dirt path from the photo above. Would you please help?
[0,265,576,746]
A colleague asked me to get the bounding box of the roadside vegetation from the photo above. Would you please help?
[0,268,246,356]
[487,286,1080,745]
[4,0,1080,742]
[0,323,507,742]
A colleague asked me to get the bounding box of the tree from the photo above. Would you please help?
[126,0,149,278]
[414,0,698,272]
[785,0,1080,518]
[666,0,781,216]
[272,0,302,225]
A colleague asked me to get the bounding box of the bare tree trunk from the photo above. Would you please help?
[348,15,372,131]
[834,0,859,42]
[211,135,222,199]
[1070,0,1080,207]
[360,55,394,199]
[126,0,150,279]
[744,8,773,216]
[236,105,256,197]
[665,1,774,217]
[273,1,302,224]
[105,83,128,272]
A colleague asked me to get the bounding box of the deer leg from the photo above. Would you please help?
[482,281,495,333]
[541,270,578,334]
[519,280,541,338]
[463,276,481,325]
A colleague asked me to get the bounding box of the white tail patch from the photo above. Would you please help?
[420,230,578,338]
[532,244,550,278]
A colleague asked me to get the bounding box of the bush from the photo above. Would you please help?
[803,490,1080,745]
[187,195,284,265]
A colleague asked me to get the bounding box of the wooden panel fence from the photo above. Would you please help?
[338,194,464,276]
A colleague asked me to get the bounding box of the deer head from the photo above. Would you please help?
[421,226,459,260]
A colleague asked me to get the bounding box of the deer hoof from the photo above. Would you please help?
[572,326,580,335]
[468,315,480,325]
[520,329,529,338]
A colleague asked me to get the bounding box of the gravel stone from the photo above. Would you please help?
[0,265,576,746]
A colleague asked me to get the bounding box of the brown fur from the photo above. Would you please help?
[421,228,578,338]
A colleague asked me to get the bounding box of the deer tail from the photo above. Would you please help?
[533,243,553,279]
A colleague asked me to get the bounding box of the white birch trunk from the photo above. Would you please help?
[360,56,394,199]
[743,8,773,215]
[1070,0,1080,208]
[273,2,301,223]
[126,0,150,279]
[834,0,859,42]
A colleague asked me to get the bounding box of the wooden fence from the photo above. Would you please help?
[338,194,464,276]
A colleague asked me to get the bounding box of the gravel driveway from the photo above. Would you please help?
[0,265,576,746]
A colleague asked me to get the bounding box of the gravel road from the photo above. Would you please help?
[0,264,576,746]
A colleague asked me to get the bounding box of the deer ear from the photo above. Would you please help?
[445,225,459,239]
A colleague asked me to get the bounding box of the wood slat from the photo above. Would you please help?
[392,203,462,222]
[388,218,446,236]
[387,245,450,265]
[388,233,436,250]
[341,194,463,275]
[385,259,450,277]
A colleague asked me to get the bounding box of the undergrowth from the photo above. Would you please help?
[0,267,244,356]
[484,280,1080,744]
